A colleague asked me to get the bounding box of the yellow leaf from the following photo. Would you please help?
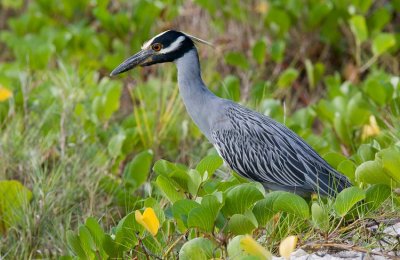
[361,115,380,141]
[0,86,12,102]
[240,235,272,260]
[279,235,298,259]
[135,207,160,236]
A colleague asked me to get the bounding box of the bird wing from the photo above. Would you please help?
[211,103,350,195]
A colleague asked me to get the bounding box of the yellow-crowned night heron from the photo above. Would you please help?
[110,30,352,197]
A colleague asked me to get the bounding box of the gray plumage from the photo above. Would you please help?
[111,30,352,197]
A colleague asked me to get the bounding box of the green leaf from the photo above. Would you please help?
[372,33,396,56]
[222,75,241,102]
[196,155,223,179]
[227,236,248,259]
[311,203,329,232]
[142,235,163,256]
[365,184,391,211]
[155,175,185,203]
[123,150,153,188]
[272,192,310,219]
[323,152,347,169]
[334,187,366,217]
[85,217,106,252]
[228,214,257,235]
[172,199,200,227]
[337,160,356,182]
[346,93,370,127]
[349,15,368,44]
[0,180,32,234]
[114,212,139,250]
[277,68,299,89]
[66,230,87,259]
[225,52,250,70]
[270,40,285,62]
[355,160,393,186]
[187,169,202,195]
[187,195,222,232]
[78,226,96,256]
[252,191,285,226]
[179,238,216,260]
[378,148,400,184]
[265,7,291,36]
[107,132,126,157]
[223,183,264,216]
[252,39,267,65]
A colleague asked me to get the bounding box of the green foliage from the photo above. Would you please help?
[0,180,32,234]
[1,0,399,258]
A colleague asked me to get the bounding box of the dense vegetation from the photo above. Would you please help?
[0,0,399,259]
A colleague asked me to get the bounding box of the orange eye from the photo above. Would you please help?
[152,43,162,52]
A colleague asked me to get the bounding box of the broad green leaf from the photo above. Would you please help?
[179,238,216,260]
[270,40,285,62]
[277,68,299,89]
[187,169,202,195]
[223,183,264,216]
[187,196,221,232]
[323,152,347,169]
[222,75,241,102]
[337,160,356,182]
[357,144,376,162]
[252,39,267,65]
[228,214,257,235]
[155,175,185,203]
[372,33,396,56]
[78,226,96,257]
[85,217,106,253]
[225,52,249,70]
[201,194,222,221]
[349,15,368,44]
[334,187,366,217]
[123,150,153,188]
[252,191,285,226]
[196,155,223,179]
[347,93,370,127]
[107,132,126,157]
[273,192,310,219]
[66,230,87,259]
[187,206,215,232]
[153,159,177,176]
[0,180,32,234]
[241,235,272,260]
[355,160,393,186]
[142,235,163,255]
[311,203,329,232]
[265,7,291,36]
[378,148,400,184]
[172,199,200,226]
[115,212,139,250]
[365,184,391,211]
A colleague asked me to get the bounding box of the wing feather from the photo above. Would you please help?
[211,104,351,195]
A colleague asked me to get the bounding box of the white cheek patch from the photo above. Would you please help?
[141,30,171,50]
[159,36,186,54]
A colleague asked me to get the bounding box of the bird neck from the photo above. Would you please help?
[175,48,217,138]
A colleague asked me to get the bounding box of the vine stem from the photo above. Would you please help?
[163,230,189,258]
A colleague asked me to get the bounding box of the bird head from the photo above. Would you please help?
[110,30,212,76]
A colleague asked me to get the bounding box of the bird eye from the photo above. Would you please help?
[152,43,162,52]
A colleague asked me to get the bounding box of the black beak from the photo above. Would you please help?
[110,49,154,76]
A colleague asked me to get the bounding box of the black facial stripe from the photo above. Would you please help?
[151,30,188,48]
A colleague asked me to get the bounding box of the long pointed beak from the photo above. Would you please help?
[110,49,154,76]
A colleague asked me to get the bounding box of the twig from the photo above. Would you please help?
[163,231,189,258]
[302,242,394,259]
